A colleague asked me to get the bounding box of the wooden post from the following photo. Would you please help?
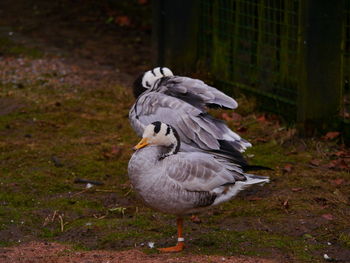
[152,0,199,73]
[298,0,344,134]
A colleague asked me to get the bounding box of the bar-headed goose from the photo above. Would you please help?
[128,122,269,252]
[129,67,259,170]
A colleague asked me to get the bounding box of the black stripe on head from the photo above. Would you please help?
[145,81,151,87]
[152,121,162,134]
[160,67,164,75]
[165,125,171,135]
[151,69,156,76]
[172,127,181,154]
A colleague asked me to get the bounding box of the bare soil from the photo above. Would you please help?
[0,242,276,263]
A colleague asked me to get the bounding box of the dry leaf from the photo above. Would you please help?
[325,159,350,170]
[103,145,122,159]
[115,16,131,27]
[330,178,345,186]
[231,112,242,122]
[283,164,293,173]
[309,159,321,166]
[255,137,268,143]
[221,112,232,121]
[247,196,263,201]
[322,214,334,220]
[190,215,202,224]
[283,199,289,209]
[333,151,347,157]
[291,188,303,192]
[257,114,268,123]
[322,131,340,140]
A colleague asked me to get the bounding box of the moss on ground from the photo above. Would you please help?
[1,36,350,262]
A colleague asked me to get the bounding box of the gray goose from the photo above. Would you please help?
[129,67,258,170]
[128,122,269,252]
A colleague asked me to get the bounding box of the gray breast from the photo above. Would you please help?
[128,147,216,215]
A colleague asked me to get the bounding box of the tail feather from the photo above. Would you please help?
[213,173,269,206]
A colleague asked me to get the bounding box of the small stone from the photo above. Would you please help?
[148,242,155,248]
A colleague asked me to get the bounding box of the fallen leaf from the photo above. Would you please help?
[115,16,131,27]
[103,146,122,159]
[322,131,340,140]
[309,159,321,166]
[325,159,349,170]
[333,150,347,157]
[322,214,334,220]
[247,196,263,201]
[330,178,345,186]
[231,112,242,122]
[221,112,232,121]
[257,114,268,123]
[283,164,293,173]
[291,188,303,192]
[255,137,268,143]
[190,215,202,224]
[283,199,289,209]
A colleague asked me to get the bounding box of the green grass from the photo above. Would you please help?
[0,37,43,58]
[1,35,350,262]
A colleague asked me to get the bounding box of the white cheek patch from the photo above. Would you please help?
[141,67,174,89]
[142,71,158,89]
[161,67,173,77]
[142,124,155,138]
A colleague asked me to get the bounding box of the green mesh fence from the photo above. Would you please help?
[199,0,300,118]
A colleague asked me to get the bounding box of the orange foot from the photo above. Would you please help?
[157,242,185,253]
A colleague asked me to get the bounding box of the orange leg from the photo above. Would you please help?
[158,217,185,252]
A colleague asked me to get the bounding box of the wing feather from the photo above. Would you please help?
[162,152,245,192]
[159,76,238,109]
[129,92,250,154]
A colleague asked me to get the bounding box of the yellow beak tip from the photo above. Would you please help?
[133,138,149,150]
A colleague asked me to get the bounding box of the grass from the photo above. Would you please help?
[1,36,350,262]
[0,37,43,58]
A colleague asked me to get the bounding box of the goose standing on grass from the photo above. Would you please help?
[129,67,259,170]
[128,122,269,252]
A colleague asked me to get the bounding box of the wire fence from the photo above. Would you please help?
[199,0,350,128]
[199,0,300,119]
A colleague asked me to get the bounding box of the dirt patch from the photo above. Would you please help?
[0,97,25,116]
[0,242,276,263]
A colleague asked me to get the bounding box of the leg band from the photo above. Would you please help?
[177,237,184,242]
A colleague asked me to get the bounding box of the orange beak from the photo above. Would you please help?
[133,138,149,150]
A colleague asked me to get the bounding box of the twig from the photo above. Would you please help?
[58,214,64,232]
[70,188,91,197]
[124,187,133,196]
[51,210,58,222]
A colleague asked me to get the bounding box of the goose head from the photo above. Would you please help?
[133,67,174,98]
[134,121,180,159]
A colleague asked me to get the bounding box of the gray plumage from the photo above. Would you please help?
[130,72,252,159]
[128,122,269,216]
